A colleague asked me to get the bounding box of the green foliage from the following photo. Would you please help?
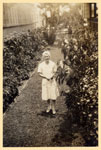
[3,28,48,112]
[56,26,98,146]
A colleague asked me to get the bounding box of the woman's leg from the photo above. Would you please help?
[46,99,51,112]
[51,100,56,114]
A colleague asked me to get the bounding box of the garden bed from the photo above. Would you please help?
[3,28,48,112]
[56,26,98,146]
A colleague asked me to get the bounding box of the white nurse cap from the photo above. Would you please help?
[42,51,51,57]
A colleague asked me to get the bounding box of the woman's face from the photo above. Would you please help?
[44,55,50,63]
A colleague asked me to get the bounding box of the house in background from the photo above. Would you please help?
[81,3,98,29]
[3,3,44,36]
[3,3,98,37]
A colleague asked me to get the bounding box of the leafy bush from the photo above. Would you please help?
[56,26,98,146]
[3,28,48,112]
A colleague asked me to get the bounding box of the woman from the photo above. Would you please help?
[38,51,59,114]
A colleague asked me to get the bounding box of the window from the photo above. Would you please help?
[91,3,94,17]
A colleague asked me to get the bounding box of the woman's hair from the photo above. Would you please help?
[42,51,51,58]
[45,47,50,51]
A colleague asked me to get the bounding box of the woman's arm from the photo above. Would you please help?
[38,72,50,80]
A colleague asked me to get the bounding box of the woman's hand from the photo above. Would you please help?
[46,76,54,81]
[46,77,51,80]
[50,76,54,80]
[38,72,54,80]
[38,73,47,79]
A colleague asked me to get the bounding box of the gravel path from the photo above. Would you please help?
[3,46,80,147]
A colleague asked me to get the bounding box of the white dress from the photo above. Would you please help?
[38,60,59,101]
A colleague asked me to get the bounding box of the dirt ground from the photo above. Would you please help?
[3,46,84,147]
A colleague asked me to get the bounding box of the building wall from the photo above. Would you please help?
[82,3,90,19]
[81,3,98,20]
[81,3,98,29]
[3,3,44,36]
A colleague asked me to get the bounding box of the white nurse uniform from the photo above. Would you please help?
[38,60,59,101]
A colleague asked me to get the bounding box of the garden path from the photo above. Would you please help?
[3,45,85,147]
[3,46,69,147]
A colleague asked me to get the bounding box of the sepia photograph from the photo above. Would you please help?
[3,3,98,147]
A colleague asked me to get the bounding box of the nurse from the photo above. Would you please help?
[38,51,59,114]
